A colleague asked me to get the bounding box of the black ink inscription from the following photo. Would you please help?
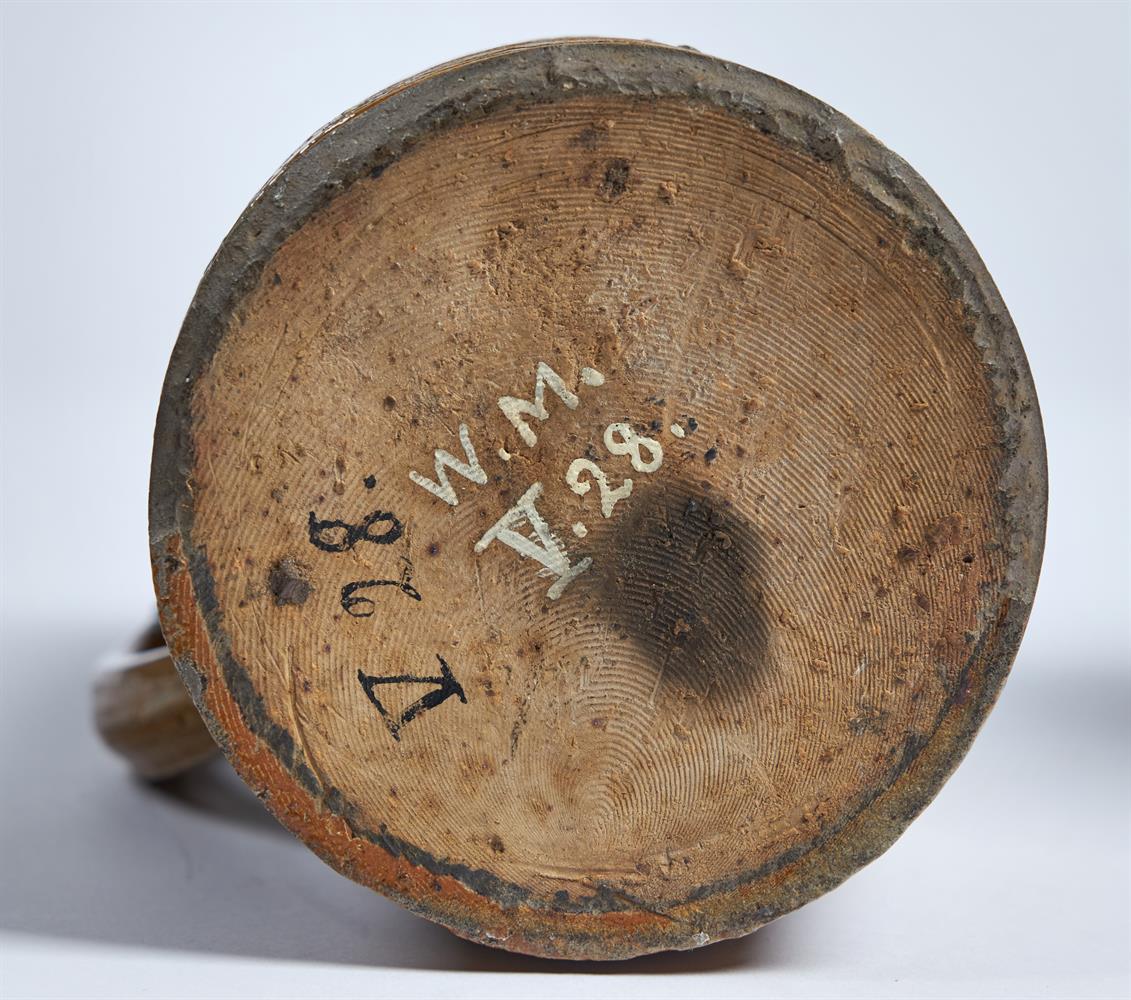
[357,655,467,741]
[308,508,403,552]
[341,572,422,618]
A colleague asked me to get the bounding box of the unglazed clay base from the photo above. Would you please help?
[148,39,1045,959]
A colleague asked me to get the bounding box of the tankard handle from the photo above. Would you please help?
[93,621,217,780]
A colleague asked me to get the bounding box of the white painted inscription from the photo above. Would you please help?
[604,423,663,473]
[408,423,487,506]
[474,483,593,599]
[565,458,633,518]
[497,362,580,448]
[405,359,677,599]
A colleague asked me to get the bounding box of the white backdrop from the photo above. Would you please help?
[1,3,1127,998]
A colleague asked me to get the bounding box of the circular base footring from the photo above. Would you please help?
[125,39,1044,959]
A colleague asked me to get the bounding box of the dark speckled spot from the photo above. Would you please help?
[269,558,312,606]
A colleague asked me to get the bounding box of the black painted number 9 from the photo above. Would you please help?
[341,577,422,618]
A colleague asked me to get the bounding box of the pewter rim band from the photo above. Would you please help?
[146,38,1047,956]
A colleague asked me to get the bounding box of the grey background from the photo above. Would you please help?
[1,2,1127,998]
